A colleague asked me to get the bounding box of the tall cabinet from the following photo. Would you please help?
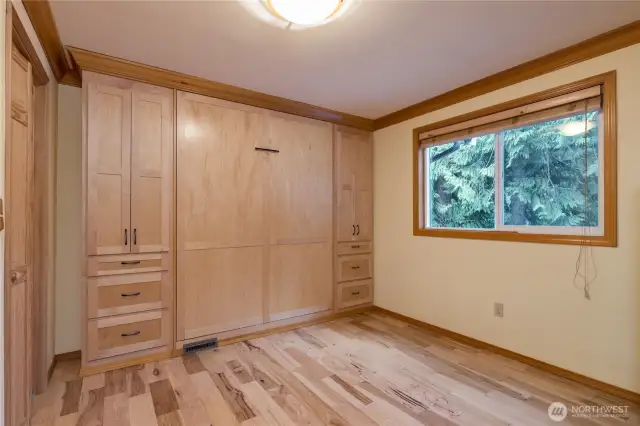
[176,92,333,344]
[82,72,174,373]
[335,126,374,309]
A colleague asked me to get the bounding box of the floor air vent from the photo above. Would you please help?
[184,338,218,354]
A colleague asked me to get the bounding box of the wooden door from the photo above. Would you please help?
[267,115,333,320]
[85,74,132,255]
[336,128,359,242]
[130,84,173,253]
[176,92,268,339]
[354,132,373,241]
[6,46,33,426]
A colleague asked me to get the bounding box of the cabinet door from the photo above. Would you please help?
[176,93,268,339]
[269,243,332,321]
[336,129,358,242]
[268,115,333,244]
[177,247,264,340]
[354,133,373,241]
[130,85,173,253]
[177,92,268,250]
[86,78,132,255]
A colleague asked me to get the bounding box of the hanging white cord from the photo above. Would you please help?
[573,104,597,299]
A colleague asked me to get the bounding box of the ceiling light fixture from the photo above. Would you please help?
[266,0,344,26]
[559,120,596,137]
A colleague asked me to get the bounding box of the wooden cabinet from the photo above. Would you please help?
[85,80,131,255]
[176,92,333,342]
[130,88,173,253]
[336,126,373,242]
[85,72,173,256]
[334,126,374,311]
[82,72,174,374]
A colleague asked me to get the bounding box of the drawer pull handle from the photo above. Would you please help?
[121,292,141,297]
[351,265,360,270]
[351,245,361,248]
[121,331,141,337]
[255,147,279,154]
[120,261,141,265]
[351,291,361,295]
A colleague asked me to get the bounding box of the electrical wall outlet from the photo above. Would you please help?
[494,302,504,318]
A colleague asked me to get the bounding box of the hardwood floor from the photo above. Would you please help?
[32,311,638,425]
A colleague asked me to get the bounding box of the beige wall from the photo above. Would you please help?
[373,43,640,392]
[55,85,82,354]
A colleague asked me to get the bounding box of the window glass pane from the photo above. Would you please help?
[503,111,599,227]
[428,135,495,229]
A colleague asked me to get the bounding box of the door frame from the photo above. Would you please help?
[4,2,53,424]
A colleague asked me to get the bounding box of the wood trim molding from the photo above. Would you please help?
[21,0,70,81]
[46,350,82,383]
[67,46,374,131]
[375,20,640,130]
[11,5,47,85]
[54,350,81,362]
[412,72,617,247]
[373,307,640,404]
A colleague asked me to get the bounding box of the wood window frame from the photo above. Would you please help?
[412,71,617,247]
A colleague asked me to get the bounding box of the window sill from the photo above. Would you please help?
[413,227,617,247]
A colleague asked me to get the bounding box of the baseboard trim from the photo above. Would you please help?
[54,350,81,362]
[372,306,640,404]
[47,350,82,382]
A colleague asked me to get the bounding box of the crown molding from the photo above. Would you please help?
[374,20,640,130]
[68,46,374,130]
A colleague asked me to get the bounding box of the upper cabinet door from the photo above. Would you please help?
[85,77,132,255]
[336,127,373,242]
[268,115,333,245]
[336,129,357,242]
[176,92,268,250]
[130,85,174,253]
[354,132,373,241]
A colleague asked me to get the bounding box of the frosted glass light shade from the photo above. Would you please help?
[267,0,343,26]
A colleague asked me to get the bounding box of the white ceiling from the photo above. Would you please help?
[50,1,640,119]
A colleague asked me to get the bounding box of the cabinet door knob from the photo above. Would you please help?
[124,229,128,246]
[10,271,18,283]
[121,331,141,337]
[352,225,355,236]
[133,228,137,245]
[356,224,360,236]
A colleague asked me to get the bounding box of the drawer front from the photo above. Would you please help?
[337,242,372,256]
[337,254,372,282]
[87,253,170,277]
[87,272,169,318]
[87,310,169,361]
[338,280,373,309]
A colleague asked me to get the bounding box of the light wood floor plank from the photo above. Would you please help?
[35,312,638,426]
